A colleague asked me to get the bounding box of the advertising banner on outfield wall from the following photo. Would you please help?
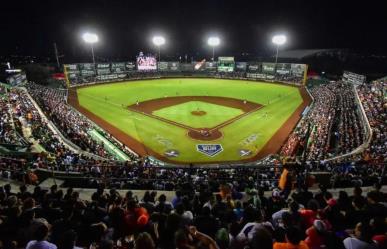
[247,62,261,72]
[80,70,95,76]
[205,62,217,72]
[168,62,180,71]
[235,62,247,72]
[262,63,275,74]
[79,63,95,71]
[158,62,169,71]
[96,74,119,81]
[97,63,111,70]
[97,68,112,75]
[290,64,307,76]
[111,62,126,73]
[125,62,136,71]
[65,64,79,72]
[276,63,291,75]
[180,63,194,72]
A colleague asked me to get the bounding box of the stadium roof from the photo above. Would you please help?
[277,49,339,59]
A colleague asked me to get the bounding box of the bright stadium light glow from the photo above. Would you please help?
[207,37,220,47]
[272,34,287,67]
[272,34,287,45]
[82,32,99,44]
[82,32,99,69]
[152,36,166,47]
[152,36,166,61]
[208,36,220,61]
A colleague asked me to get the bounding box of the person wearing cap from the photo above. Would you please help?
[267,189,286,217]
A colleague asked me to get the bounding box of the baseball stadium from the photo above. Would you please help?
[0,1,386,248]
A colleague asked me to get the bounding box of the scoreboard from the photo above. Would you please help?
[217,57,235,72]
[6,73,27,86]
[342,71,366,85]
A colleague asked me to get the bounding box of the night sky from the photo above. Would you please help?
[1,0,386,61]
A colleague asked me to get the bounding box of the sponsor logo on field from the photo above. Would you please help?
[238,133,260,147]
[153,135,173,148]
[164,149,180,157]
[196,144,223,157]
[239,149,252,157]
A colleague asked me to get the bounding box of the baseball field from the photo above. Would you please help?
[68,78,310,164]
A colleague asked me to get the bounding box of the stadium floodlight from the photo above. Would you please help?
[207,37,220,61]
[272,34,287,65]
[152,36,166,61]
[82,32,99,65]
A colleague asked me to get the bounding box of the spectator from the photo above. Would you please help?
[26,222,57,249]
[343,223,378,249]
[273,227,309,249]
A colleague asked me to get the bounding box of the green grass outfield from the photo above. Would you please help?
[77,78,303,163]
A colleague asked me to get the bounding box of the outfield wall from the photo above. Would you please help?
[64,61,308,87]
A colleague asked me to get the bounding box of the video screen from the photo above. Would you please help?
[217,57,234,72]
[137,56,157,70]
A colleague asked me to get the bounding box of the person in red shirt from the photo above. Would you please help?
[299,200,319,230]
[305,220,327,249]
[124,199,149,235]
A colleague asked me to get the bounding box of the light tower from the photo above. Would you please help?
[82,32,99,65]
[152,36,166,61]
[272,34,287,65]
[207,37,220,61]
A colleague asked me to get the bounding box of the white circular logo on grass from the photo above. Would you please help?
[196,144,223,157]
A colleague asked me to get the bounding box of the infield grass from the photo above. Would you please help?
[153,101,244,128]
[77,78,303,163]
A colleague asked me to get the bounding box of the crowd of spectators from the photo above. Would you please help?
[329,83,365,155]
[281,82,366,161]
[2,89,134,176]
[357,80,386,163]
[0,179,385,249]
[281,83,336,159]
[0,95,19,145]
[27,84,112,158]
[26,83,137,161]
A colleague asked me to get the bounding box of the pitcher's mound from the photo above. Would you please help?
[191,110,207,116]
